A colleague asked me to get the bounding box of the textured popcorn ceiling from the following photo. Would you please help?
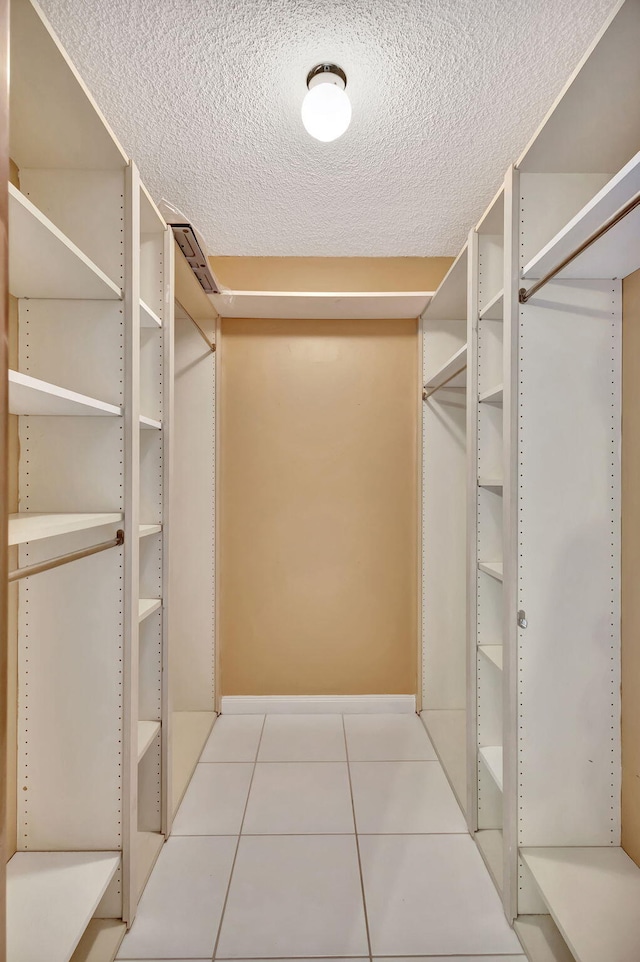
[40,0,615,256]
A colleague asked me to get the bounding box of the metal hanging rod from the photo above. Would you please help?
[423,363,467,401]
[8,529,125,583]
[185,312,216,353]
[519,190,640,304]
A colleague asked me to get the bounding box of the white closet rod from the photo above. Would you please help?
[422,363,467,401]
[8,529,125,582]
[519,189,640,304]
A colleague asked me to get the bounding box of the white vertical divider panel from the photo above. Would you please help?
[516,277,622,846]
[161,234,174,836]
[517,175,622,896]
[170,307,216,713]
[502,166,520,922]
[466,228,480,834]
[122,162,141,927]
[421,314,466,713]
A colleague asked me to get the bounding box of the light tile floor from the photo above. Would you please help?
[117,713,525,962]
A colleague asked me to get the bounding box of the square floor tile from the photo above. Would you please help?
[344,713,437,760]
[374,958,525,961]
[200,714,265,762]
[243,762,354,834]
[171,763,253,835]
[257,714,346,761]
[216,835,369,957]
[360,834,522,956]
[116,836,236,959]
[350,760,467,833]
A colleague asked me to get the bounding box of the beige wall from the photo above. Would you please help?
[622,267,640,867]
[210,256,452,293]
[219,317,418,696]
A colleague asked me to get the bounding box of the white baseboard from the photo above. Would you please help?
[220,694,416,715]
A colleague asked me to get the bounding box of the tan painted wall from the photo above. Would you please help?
[622,267,640,867]
[210,256,452,293]
[219,317,418,696]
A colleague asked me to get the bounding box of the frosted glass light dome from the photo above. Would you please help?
[301,64,351,143]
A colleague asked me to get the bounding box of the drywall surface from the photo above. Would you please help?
[219,317,418,695]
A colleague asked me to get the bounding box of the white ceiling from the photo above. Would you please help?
[39,0,615,257]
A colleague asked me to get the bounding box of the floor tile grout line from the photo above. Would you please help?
[342,714,374,962]
[211,713,268,962]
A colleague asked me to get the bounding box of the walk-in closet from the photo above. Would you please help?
[3,0,640,960]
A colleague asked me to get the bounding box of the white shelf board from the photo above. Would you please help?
[139,523,162,538]
[478,477,504,490]
[478,561,504,583]
[521,847,640,962]
[475,829,503,894]
[7,850,120,962]
[140,298,162,329]
[479,745,503,792]
[423,244,468,320]
[69,919,127,962]
[136,831,164,903]
[479,644,503,671]
[424,343,467,393]
[138,720,161,762]
[479,383,503,405]
[8,512,122,546]
[514,915,576,962]
[479,289,504,321]
[172,711,217,816]
[522,151,640,282]
[420,709,467,812]
[139,598,161,622]
[140,415,162,430]
[210,290,434,320]
[9,370,122,417]
[8,184,121,300]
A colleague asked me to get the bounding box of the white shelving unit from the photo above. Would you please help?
[466,181,510,918]
[4,0,174,950]
[420,244,469,815]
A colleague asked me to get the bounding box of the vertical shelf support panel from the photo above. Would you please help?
[502,165,520,922]
[161,232,174,836]
[466,228,480,835]
[123,162,141,927]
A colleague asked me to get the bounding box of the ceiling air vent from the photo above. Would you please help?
[158,199,220,295]
[170,223,219,294]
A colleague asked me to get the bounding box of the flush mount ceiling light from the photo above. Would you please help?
[301,63,351,142]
